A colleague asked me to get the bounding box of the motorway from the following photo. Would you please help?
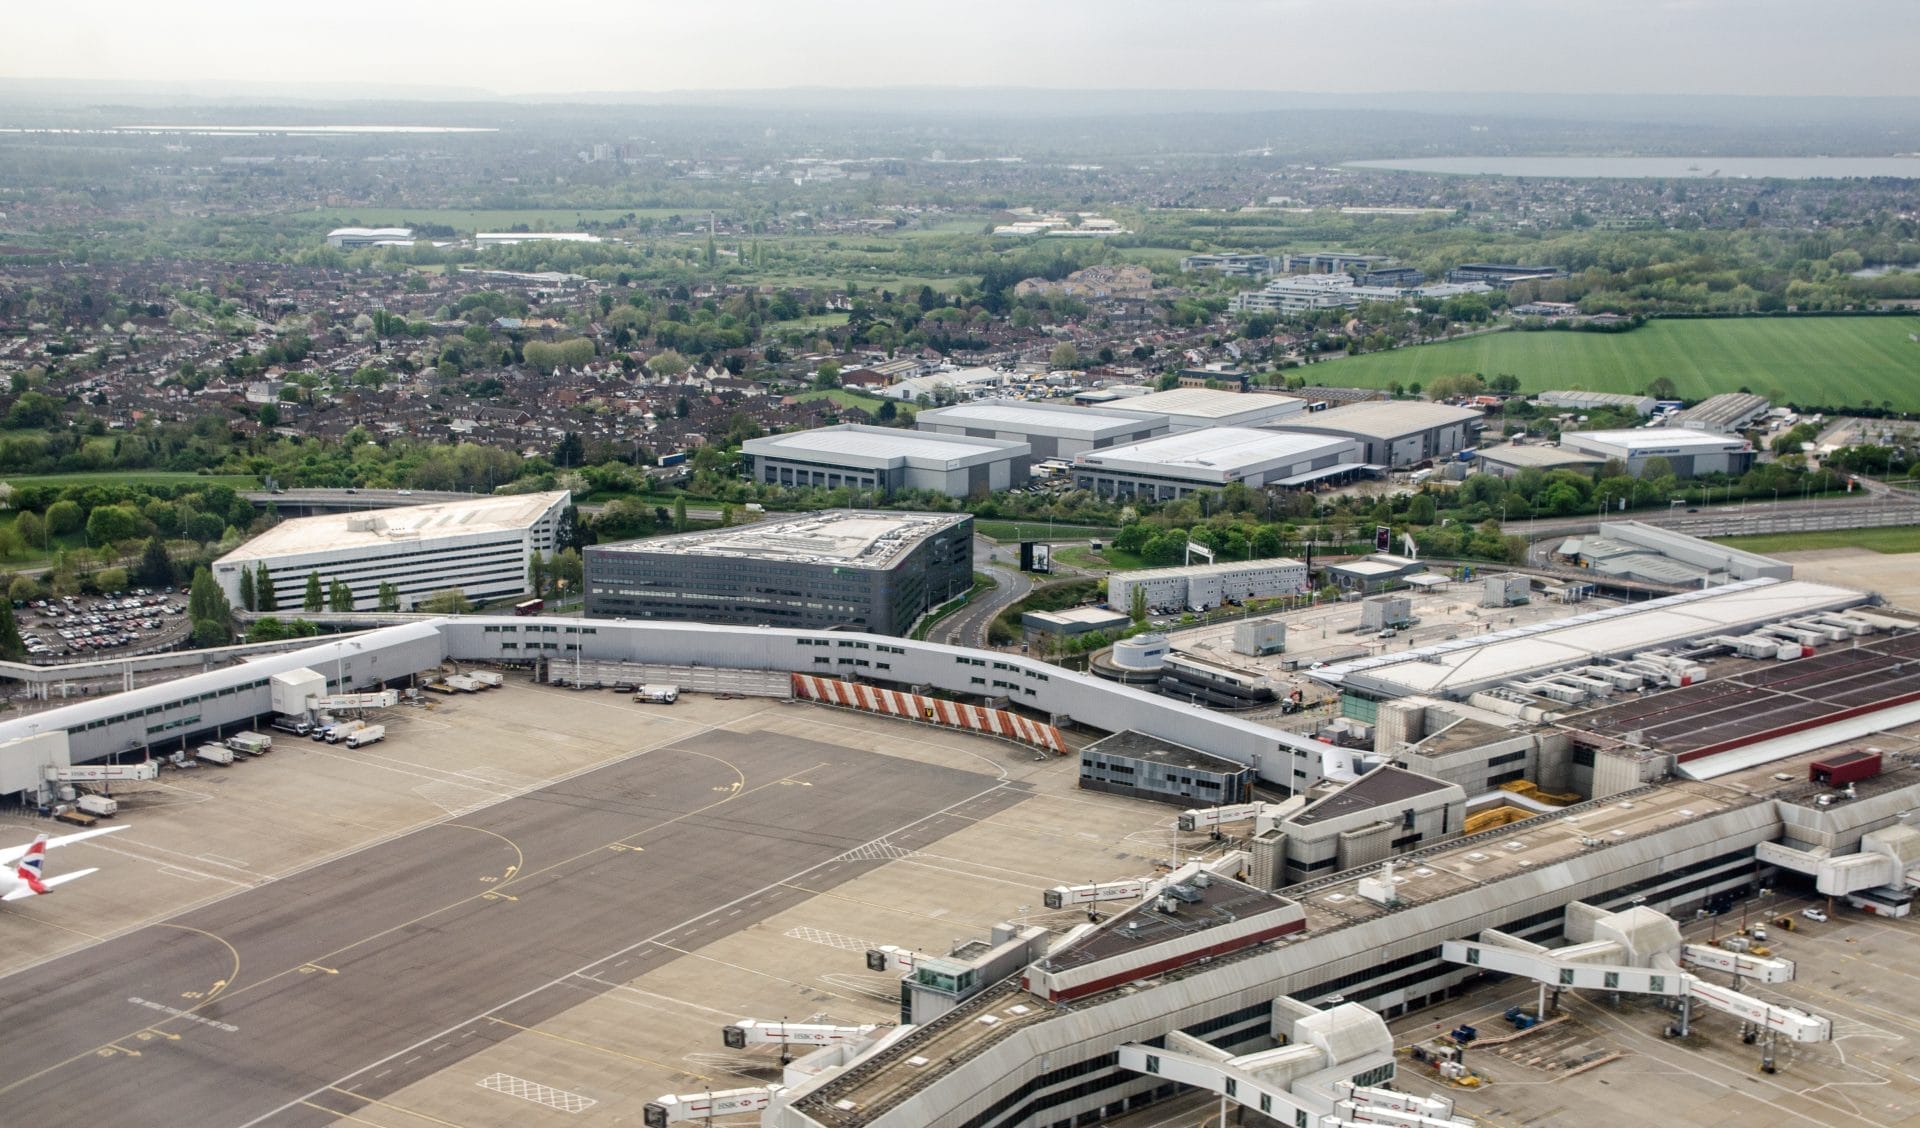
[0,729,1020,1127]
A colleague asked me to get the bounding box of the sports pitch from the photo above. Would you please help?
[1306,316,1920,409]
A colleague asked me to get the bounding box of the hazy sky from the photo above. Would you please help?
[5,0,1917,98]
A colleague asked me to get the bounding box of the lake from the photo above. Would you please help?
[1346,156,1920,180]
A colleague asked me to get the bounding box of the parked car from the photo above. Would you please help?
[1801,907,1828,922]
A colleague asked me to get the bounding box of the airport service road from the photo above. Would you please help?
[0,729,1023,1128]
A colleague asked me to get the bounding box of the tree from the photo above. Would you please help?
[303,570,323,612]
[8,575,42,604]
[1049,342,1079,370]
[328,579,354,612]
[192,618,230,648]
[258,403,281,428]
[673,496,688,532]
[377,580,400,612]
[1130,585,1148,625]
[138,536,173,588]
[647,350,690,378]
[551,548,583,592]
[528,553,549,598]
[0,600,24,660]
[239,563,256,612]
[553,431,586,468]
[44,500,81,537]
[419,588,472,614]
[255,562,277,612]
[86,504,141,548]
[15,511,44,551]
[188,565,232,647]
[814,360,841,389]
[1644,377,1679,401]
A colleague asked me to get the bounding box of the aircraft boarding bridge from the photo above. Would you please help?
[1117,1022,1477,1128]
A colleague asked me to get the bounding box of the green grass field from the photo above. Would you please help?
[1,471,258,490]
[1711,526,1920,555]
[1308,317,1920,409]
[792,388,888,411]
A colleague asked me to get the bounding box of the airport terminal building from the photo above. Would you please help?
[210,491,569,613]
[583,510,974,636]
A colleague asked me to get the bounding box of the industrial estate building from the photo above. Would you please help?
[1668,392,1772,434]
[1558,427,1755,477]
[583,510,973,636]
[1537,390,1658,416]
[1092,387,1305,431]
[740,425,1029,497]
[1107,558,1310,616]
[1078,730,1257,807]
[914,400,1166,460]
[1556,520,1795,586]
[324,226,413,248]
[1073,428,1361,499]
[210,491,569,613]
[1277,401,1485,469]
[1474,442,1608,478]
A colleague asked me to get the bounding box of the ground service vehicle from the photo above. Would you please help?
[634,685,680,704]
[270,717,311,736]
[226,733,272,756]
[76,794,118,817]
[325,721,366,744]
[195,744,235,766]
[345,724,385,749]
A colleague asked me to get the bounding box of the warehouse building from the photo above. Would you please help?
[915,400,1167,460]
[1558,427,1754,478]
[584,510,972,636]
[1557,520,1794,586]
[1537,390,1657,416]
[1475,442,1608,479]
[741,425,1029,497]
[1094,387,1305,431]
[1107,559,1310,616]
[211,491,569,613]
[1277,402,1484,469]
[1074,428,1361,500]
[1668,392,1772,435]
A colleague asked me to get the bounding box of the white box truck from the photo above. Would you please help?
[325,720,367,744]
[227,732,273,757]
[195,744,236,766]
[76,794,119,817]
[345,724,386,749]
[468,671,503,689]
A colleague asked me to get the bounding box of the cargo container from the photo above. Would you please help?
[195,744,236,766]
[226,732,273,757]
[345,724,386,749]
[468,671,503,689]
[445,674,482,693]
[76,794,119,817]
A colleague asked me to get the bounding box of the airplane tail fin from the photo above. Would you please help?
[17,834,50,894]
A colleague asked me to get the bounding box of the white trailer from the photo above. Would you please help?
[195,744,236,766]
[634,684,680,704]
[444,674,482,693]
[344,724,386,749]
[467,671,504,689]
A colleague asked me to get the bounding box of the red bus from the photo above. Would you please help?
[513,598,544,616]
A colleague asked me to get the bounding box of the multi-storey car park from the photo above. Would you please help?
[210,490,569,613]
[584,510,975,636]
[4,567,1920,1127]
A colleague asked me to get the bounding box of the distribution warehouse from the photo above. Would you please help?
[914,399,1167,459]
[1073,427,1361,498]
[1091,387,1305,431]
[1273,401,1484,469]
[1559,427,1756,477]
[583,509,974,635]
[740,425,1029,497]
[209,491,569,612]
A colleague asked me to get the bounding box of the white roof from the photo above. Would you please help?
[1105,388,1301,419]
[1319,578,1864,697]
[1563,427,1744,452]
[327,226,412,239]
[216,492,568,564]
[746,425,1024,466]
[917,400,1160,438]
[1282,400,1482,439]
[1076,427,1355,481]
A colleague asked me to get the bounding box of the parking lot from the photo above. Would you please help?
[16,588,190,661]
